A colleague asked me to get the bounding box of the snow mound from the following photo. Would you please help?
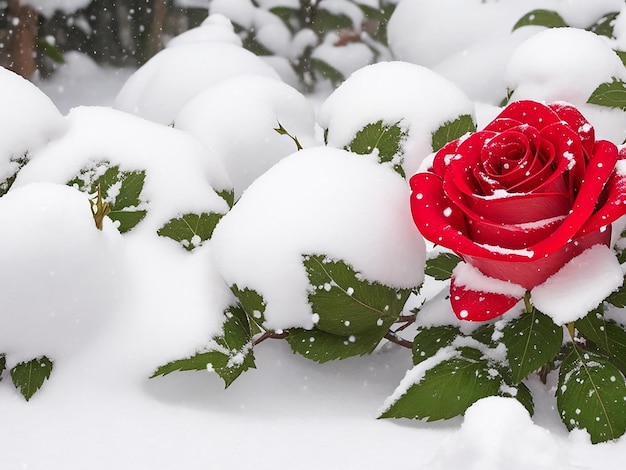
[0,182,124,363]
[175,74,317,198]
[318,61,475,177]
[426,397,569,470]
[13,106,232,239]
[166,14,243,48]
[505,27,626,143]
[113,42,281,125]
[210,147,426,330]
[0,67,64,186]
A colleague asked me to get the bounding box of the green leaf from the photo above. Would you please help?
[412,325,461,365]
[217,188,235,209]
[424,252,462,281]
[151,303,255,387]
[605,283,626,308]
[10,356,53,401]
[431,114,476,152]
[587,78,626,111]
[512,9,568,31]
[286,326,388,363]
[311,58,344,87]
[230,285,267,334]
[0,153,28,197]
[68,162,147,233]
[303,254,411,336]
[515,380,535,416]
[36,37,65,63]
[157,212,223,251]
[557,348,626,443]
[588,12,619,38]
[380,347,503,420]
[0,353,5,379]
[576,309,626,374]
[310,9,353,35]
[347,120,407,176]
[501,307,563,384]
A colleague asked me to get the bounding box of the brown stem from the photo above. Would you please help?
[253,331,288,345]
[384,331,413,349]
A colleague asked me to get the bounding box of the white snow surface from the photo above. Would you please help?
[174,74,317,198]
[113,42,281,125]
[531,244,624,325]
[211,147,426,330]
[3,2,626,469]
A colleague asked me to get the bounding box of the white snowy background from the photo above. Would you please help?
[1,0,626,468]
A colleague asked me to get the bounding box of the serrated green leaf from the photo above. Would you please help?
[587,78,626,111]
[217,188,235,209]
[577,309,626,374]
[431,114,476,153]
[0,153,28,197]
[287,326,388,363]
[412,325,461,365]
[230,285,267,334]
[347,120,407,176]
[512,9,567,31]
[157,212,223,251]
[501,308,563,384]
[10,356,53,401]
[424,252,462,281]
[557,348,626,443]
[68,162,147,233]
[303,254,410,336]
[588,12,619,38]
[151,303,255,387]
[380,347,503,420]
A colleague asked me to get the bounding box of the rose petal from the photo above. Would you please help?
[485,101,561,133]
[450,279,522,322]
[548,101,595,159]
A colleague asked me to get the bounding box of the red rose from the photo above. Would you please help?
[410,100,626,321]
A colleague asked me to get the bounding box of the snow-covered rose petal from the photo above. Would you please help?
[530,244,623,325]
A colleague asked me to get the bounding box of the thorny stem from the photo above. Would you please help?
[274,121,303,151]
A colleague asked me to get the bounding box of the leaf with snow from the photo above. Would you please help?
[412,325,461,365]
[431,114,476,153]
[311,58,344,87]
[230,285,267,334]
[587,78,626,111]
[303,254,410,336]
[0,353,5,379]
[380,346,504,420]
[67,162,147,233]
[286,326,388,363]
[588,12,619,38]
[425,252,462,281]
[157,212,223,251]
[151,303,255,388]
[501,307,563,384]
[0,153,28,197]
[605,282,626,308]
[576,308,626,375]
[10,356,53,401]
[347,120,407,176]
[557,348,626,443]
[512,9,567,31]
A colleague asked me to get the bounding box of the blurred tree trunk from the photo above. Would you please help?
[4,0,38,78]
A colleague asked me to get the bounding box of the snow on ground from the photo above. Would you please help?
[4,1,626,468]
